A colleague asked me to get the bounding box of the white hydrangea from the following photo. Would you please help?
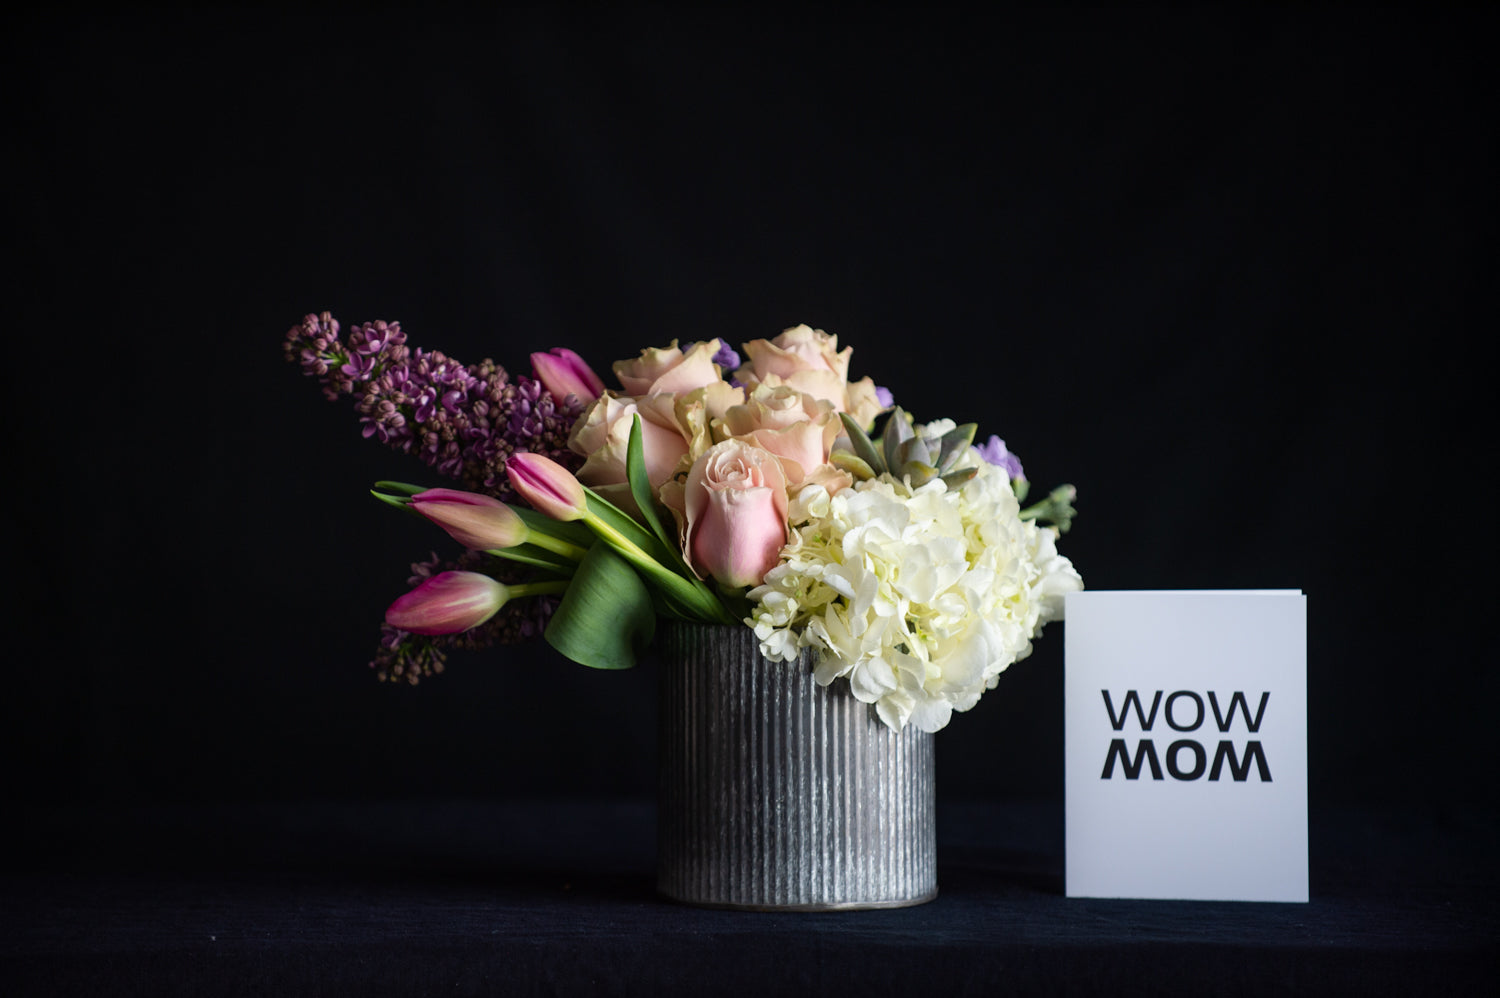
[746,453,1083,733]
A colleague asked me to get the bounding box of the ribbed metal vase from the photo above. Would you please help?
[657,622,937,911]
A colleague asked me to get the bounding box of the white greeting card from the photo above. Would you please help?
[1064,590,1308,902]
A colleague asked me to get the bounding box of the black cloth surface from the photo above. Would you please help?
[6,11,1495,997]
[6,800,1493,996]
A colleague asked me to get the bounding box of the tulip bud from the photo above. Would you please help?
[385,571,508,635]
[531,348,605,404]
[411,488,528,550]
[506,452,588,522]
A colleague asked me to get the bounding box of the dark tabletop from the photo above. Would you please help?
[5,799,1493,996]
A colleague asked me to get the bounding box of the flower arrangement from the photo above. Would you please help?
[284,314,1082,732]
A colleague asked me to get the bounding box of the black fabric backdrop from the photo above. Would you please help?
[7,3,1493,884]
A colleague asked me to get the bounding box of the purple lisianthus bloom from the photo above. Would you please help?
[976,434,1025,482]
[875,385,895,409]
[710,339,741,374]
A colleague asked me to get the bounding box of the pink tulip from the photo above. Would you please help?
[682,440,790,589]
[531,348,605,404]
[411,488,528,550]
[385,571,508,635]
[506,451,588,521]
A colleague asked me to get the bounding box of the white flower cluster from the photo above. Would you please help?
[746,452,1083,733]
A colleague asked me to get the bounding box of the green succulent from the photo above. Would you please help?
[831,407,1077,534]
[832,407,980,490]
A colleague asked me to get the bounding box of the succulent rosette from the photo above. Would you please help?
[287,315,1082,731]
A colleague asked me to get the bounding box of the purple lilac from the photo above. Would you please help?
[371,624,449,685]
[976,434,1026,482]
[285,311,580,680]
[283,312,585,500]
[284,311,377,400]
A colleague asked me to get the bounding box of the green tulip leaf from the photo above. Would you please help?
[483,544,579,576]
[626,414,691,570]
[583,487,668,560]
[372,480,429,497]
[370,489,416,512]
[544,544,655,670]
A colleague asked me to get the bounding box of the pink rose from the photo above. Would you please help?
[568,393,690,490]
[742,323,850,378]
[671,440,790,589]
[735,324,886,430]
[672,380,745,468]
[840,377,886,431]
[718,384,841,486]
[612,339,726,396]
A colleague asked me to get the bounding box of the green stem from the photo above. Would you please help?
[1018,484,1077,533]
[508,580,571,600]
[582,510,737,624]
[522,531,590,562]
